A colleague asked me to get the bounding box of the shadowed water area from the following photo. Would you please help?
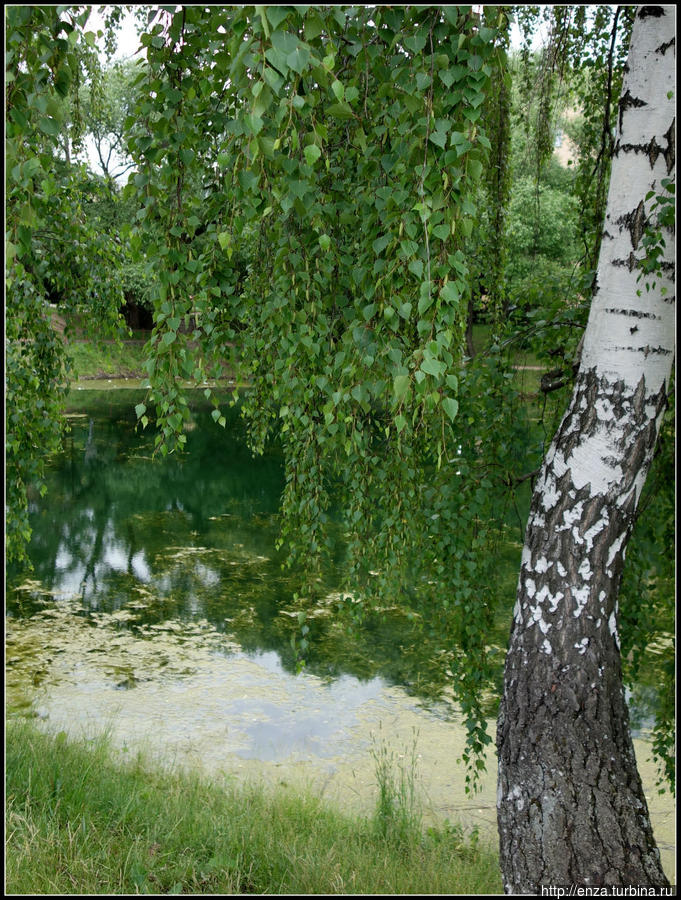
[5,389,675,878]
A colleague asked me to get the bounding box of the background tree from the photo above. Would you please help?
[75,56,158,328]
[80,58,141,186]
[6,6,127,565]
[464,5,513,355]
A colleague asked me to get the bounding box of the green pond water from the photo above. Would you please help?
[5,388,675,877]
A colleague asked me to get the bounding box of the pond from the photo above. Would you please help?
[5,388,675,878]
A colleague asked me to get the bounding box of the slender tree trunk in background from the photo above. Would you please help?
[465,293,477,359]
[496,6,675,891]
[483,5,512,320]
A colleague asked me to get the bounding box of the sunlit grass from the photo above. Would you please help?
[62,321,241,385]
[371,725,423,845]
[6,719,502,895]
[67,339,150,380]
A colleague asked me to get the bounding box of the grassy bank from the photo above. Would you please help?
[60,314,546,387]
[6,720,502,895]
[68,338,151,381]
[65,332,239,386]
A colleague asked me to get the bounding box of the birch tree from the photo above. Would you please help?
[496,6,675,890]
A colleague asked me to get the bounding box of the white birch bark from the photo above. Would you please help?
[497,6,675,891]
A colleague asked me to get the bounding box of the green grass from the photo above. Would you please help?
[371,726,423,845]
[62,320,539,385]
[6,720,502,895]
[471,322,544,370]
[470,322,545,402]
[510,364,543,397]
[67,339,150,380]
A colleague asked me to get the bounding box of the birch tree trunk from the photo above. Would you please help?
[496,6,675,891]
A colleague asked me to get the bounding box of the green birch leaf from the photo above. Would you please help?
[442,396,459,422]
[326,102,355,120]
[372,234,391,255]
[304,143,321,166]
[393,374,410,400]
[468,158,483,181]
[287,46,310,74]
[263,65,284,93]
[265,6,289,29]
[38,116,60,136]
[420,357,445,378]
[429,130,448,149]
[418,285,434,315]
[440,281,460,305]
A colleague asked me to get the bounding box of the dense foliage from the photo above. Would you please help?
[5,6,127,565]
[121,5,519,782]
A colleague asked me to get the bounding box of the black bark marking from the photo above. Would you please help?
[643,345,673,357]
[611,344,673,356]
[638,7,665,18]
[616,201,647,250]
[646,138,663,170]
[603,308,660,319]
[615,127,676,171]
[550,373,599,461]
[618,89,647,133]
[656,36,675,54]
[608,252,639,272]
[662,119,675,174]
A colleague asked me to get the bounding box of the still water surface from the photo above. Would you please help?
[5,389,675,876]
